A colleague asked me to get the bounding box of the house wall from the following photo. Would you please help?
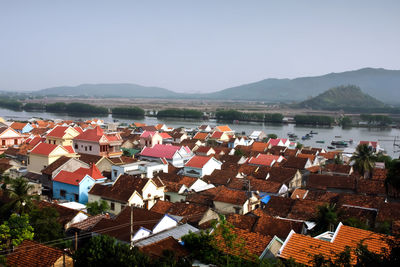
[132,228,151,242]
[78,176,96,204]
[0,128,24,148]
[50,159,89,178]
[142,181,164,209]
[53,181,80,203]
[73,140,100,155]
[288,171,303,191]
[152,215,177,234]
[28,154,51,174]
[198,209,220,226]
[214,201,244,215]
[54,255,74,267]
[96,157,112,172]
[165,192,185,203]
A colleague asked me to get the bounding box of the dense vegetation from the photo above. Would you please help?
[216,109,283,122]
[23,103,46,111]
[360,114,392,126]
[111,106,145,117]
[45,102,108,114]
[294,115,335,125]
[157,108,203,118]
[0,97,23,111]
[297,85,386,110]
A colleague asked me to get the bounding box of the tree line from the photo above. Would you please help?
[156,108,203,118]
[294,115,335,125]
[216,109,283,123]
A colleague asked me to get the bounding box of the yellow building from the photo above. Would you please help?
[28,142,76,174]
[46,125,82,146]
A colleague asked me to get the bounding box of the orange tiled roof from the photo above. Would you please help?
[213,226,272,261]
[215,125,233,132]
[193,132,209,140]
[6,240,68,267]
[279,224,390,266]
[251,142,269,153]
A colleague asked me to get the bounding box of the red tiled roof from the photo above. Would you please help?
[46,126,69,138]
[140,131,157,138]
[193,132,209,140]
[210,131,223,139]
[268,138,288,147]
[63,145,75,154]
[30,143,59,156]
[6,240,68,267]
[53,164,104,185]
[10,122,28,130]
[251,142,269,152]
[248,154,280,166]
[140,144,182,159]
[74,126,104,142]
[185,155,212,168]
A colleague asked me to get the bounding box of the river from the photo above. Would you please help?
[1,108,399,158]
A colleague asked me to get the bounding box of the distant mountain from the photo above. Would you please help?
[199,68,400,104]
[32,68,400,103]
[297,85,386,110]
[34,83,181,98]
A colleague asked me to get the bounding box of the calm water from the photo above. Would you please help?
[1,108,399,158]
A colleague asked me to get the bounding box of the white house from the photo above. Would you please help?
[183,156,222,178]
[111,159,168,180]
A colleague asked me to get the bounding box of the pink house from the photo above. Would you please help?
[0,127,24,153]
[140,131,163,147]
[73,126,122,157]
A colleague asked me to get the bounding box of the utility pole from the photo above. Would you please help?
[130,205,133,249]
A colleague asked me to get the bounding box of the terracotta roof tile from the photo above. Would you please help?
[6,240,67,267]
[140,236,189,258]
[213,227,272,260]
[185,155,213,168]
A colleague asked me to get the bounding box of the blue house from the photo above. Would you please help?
[10,122,33,134]
[52,165,106,204]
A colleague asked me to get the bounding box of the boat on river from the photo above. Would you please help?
[316,140,325,144]
[310,131,318,135]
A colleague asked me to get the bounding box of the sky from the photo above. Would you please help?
[0,0,399,93]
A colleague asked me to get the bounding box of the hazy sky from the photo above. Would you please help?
[1,0,399,93]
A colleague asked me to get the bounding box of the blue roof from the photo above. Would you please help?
[261,194,271,204]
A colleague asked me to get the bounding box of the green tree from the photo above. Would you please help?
[312,204,338,235]
[28,206,64,243]
[0,177,38,216]
[351,144,377,179]
[86,200,110,215]
[267,133,278,139]
[0,213,34,250]
[339,116,352,127]
[74,235,150,267]
[296,143,303,149]
[385,159,400,193]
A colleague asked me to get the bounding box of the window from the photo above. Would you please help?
[85,146,87,151]
[60,190,66,197]
[110,202,115,210]
[121,205,125,210]
[113,170,118,178]
[74,194,79,202]
[14,139,18,145]
[89,146,92,151]
[165,195,171,202]
[1,140,5,146]
[74,144,78,149]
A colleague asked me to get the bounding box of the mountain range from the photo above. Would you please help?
[32,68,400,104]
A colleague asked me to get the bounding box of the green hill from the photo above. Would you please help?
[297,85,386,110]
[35,83,182,98]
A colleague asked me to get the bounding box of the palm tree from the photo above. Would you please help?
[351,144,377,179]
[1,176,38,215]
[312,203,338,235]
